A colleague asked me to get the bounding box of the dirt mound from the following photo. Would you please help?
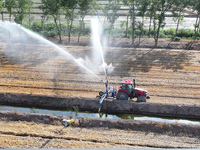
[0,110,199,138]
[0,93,200,119]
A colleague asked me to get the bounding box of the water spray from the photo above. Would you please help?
[0,21,102,82]
[91,18,108,82]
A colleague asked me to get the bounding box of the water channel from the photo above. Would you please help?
[0,105,199,125]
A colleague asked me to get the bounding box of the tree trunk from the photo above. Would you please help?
[141,16,144,38]
[194,15,200,41]
[125,15,129,38]
[1,12,4,21]
[54,17,62,43]
[78,17,84,43]
[9,10,12,22]
[131,1,135,44]
[148,14,152,38]
[175,10,182,37]
[139,16,144,43]
[68,20,73,43]
[108,25,113,43]
[68,10,75,43]
[153,14,156,43]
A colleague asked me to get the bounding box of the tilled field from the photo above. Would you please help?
[1,120,199,149]
[0,38,200,106]
[1,120,200,149]
[0,38,200,148]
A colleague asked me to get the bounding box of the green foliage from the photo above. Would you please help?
[5,0,16,21]
[176,29,194,38]
[14,0,33,24]
[174,36,181,41]
[159,32,167,38]
[164,28,175,35]
[171,36,181,41]
[72,106,79,118]
[31,22,42,32]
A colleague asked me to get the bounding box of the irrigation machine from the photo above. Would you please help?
[98,79,150,111]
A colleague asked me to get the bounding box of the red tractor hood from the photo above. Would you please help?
[135,88,147,93]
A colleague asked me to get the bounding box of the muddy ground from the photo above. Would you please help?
[0,37,200,148]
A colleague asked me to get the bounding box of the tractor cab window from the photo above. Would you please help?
[121,84,126,89]
[127,84,133,94]
[121,84,132,94]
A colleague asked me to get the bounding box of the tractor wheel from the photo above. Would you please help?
[116,91,128,100]
[137,96,146,102]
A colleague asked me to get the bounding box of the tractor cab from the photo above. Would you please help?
[120,79,135,95]
[117,79,150,102]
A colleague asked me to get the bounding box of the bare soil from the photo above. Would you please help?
[0,37,200,106]
[1,120,199,149]
[1,120,200,149]
[0,111,200,149]
[0,37,200,148]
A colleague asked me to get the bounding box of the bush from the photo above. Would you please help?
[135,29,141,37]
[164,28,175,36]
[174,36,181,41]
[177,29,194,38]
[31,22,42,32]
[40,30,57,38]
[159,32,167,38]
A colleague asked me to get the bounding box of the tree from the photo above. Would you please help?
[152,0,173,46]
[137,0,151,42]
[172,0,189,37]
[191,0,200,40]
[61,0,79,42]
[5,0,15,21]
[102,0,121,43]
[122,0,138,44]
[146,0,156,38]
[14,0,33,25]
[0,0,5,21]
[39,0,62,43]
[77,0,93,42]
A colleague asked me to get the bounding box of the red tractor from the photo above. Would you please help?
[99,79,150,108]
[116,79,150,102]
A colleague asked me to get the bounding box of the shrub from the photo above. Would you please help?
[31,22,42,32]
[159,32,167,38]
[177,29,194,38]
[174,36,181,41]
[164,28,175,36]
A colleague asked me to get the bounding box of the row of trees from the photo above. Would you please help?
[0,0,32,24]
[0,0,200,46]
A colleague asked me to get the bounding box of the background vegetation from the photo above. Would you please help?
[0,0,200,45]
